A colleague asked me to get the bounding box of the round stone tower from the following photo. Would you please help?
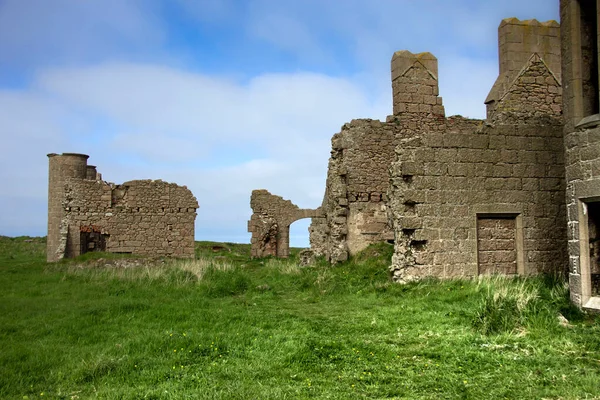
[47,153,89,262]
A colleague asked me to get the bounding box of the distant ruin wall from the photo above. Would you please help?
[248,189,322,258]
[47,154,198,262]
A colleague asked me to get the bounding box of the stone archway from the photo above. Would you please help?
[248,189,323,258]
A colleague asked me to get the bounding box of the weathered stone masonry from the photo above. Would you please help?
[247,3,600,311]
[248,189,322,258]
[561,0,600,310]
[307,18,568,283]
[388,19,566,281]
[308,119,401,262]
[47,153,198,262]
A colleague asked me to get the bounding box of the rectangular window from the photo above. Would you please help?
[579,0,599,117]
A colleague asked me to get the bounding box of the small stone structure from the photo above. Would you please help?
[47,153,199,262]
[248,190,322,258]
[561,0,600,310]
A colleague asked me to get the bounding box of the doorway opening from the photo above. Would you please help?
[289,219,311,252]
[583,201,600,298]
[476,214,521,276]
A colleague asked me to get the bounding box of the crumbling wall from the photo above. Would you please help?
[309,50,446,263]
[310,120,399,262]
[248,189,322,258]
[47,153,199,261]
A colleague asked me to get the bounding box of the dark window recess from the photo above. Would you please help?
[80,232,107,254]
[587,202,600,296]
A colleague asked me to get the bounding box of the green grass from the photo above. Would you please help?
[1,237,599,399]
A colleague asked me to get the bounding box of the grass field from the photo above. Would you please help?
[1,236,600,399]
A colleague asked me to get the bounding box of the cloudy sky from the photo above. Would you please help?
[0,0,559,246]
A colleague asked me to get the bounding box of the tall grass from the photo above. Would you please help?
[472,275,583,335]
[59,255,236,286]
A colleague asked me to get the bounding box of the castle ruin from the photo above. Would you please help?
[47,153,198,262]
[305,18,566,283]
[248,18,572,291]
[250,0,600,311]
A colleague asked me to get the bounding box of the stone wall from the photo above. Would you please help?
[309,120,399,262]
[486,19,561,121]
[47,153,198,262]
[388,118,566,282]
[309,50,446,263]
[387,18,566,282]
[248,189,322,258]
[560,0,600,309]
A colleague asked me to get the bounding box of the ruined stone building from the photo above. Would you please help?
[47,153,198,262]
[561,0,600,309]
[250,19,566,275]
[248,2,600,311]
[308,18,566,284]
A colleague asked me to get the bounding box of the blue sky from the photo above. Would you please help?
[0,0,559,246]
